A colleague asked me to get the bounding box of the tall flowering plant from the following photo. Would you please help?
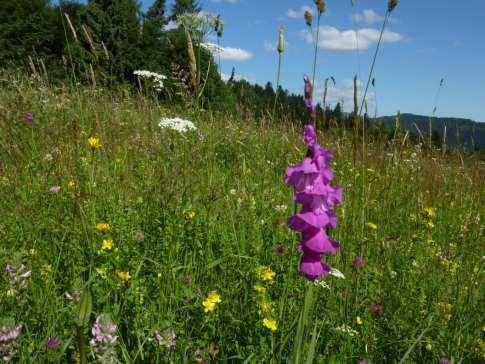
[285,77,343,281]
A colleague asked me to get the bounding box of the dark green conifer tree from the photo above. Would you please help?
[170,0,201,20]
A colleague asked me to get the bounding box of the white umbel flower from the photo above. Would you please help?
[159,117,197,133]
[134,70,167,91]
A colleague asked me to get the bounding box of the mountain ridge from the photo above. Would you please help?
[374,113,485,150]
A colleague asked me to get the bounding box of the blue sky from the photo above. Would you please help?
[147,0,485,121]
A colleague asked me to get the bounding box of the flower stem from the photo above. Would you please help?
[358,10,389,117]
[311,13,322,130]
[272,52,282,122]
[76,326,87,364]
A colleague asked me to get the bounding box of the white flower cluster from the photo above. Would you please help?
[159,118,197,133]
[335,324,358,337]
[274,204,288,212]
[312,278,330,290]
[133,70,167,91]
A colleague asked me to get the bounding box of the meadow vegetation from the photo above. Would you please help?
[1,0,484,363]
[0,76,483,363]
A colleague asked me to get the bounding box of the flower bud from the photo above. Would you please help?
[277,26,285,53]
[388,0,399,12]
[77,288,92,327]
[315,0,326,14]
[304,10,313,27]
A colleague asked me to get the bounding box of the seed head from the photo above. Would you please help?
[304,10,313,27]
[214,15,224,38]
[315,0,326,14]
[388,0,399,12]
[277,26,285,53]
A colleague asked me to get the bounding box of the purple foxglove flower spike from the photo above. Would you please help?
[285,93,343,281]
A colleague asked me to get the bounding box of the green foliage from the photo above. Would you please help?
[0,0,63,70]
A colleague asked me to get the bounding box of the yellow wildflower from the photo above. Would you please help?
[202,291,221,313]
[96,223,110,233]
[88,136,101,150]
[253,284,267,294]
[186,211,196,220]
[117,271,131,282]
[262,318,277,332]
[356,316,363,325]
[426,221,435,229]
[258,301,272,314]
[68,180,76,189]
[366,222,378,230]
[101,239,114,251]
[256,265,276,282]
[422,207,437,219]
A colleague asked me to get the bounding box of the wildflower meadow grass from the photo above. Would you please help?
[0,75,483,363]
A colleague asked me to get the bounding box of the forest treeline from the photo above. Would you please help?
[0,0,350,127]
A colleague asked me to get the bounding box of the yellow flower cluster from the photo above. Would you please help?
[420,207,437,229]
[254,266,277,332]
[117,271,131,282]
[186,211,196,220]
[96,223,110,233]
[202,291,221,313]
[88,136,101,150]
[255,265,276,282]
[98,239,114,254]
[262,318,277,332]
[356,316,363,325]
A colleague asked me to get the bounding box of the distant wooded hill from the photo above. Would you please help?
[375,113,485,150]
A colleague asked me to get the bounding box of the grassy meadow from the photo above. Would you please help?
[0,77,484,363]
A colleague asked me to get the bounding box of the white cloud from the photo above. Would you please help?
[351,9,384,24]
[303,25,403,51]
[287,5,314,19]
[203,43,253,61]
[163,20,178,31]
[263,41,275,53]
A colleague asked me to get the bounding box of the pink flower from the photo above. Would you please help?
[354,256,365,269]
[49,186,60,194]
[44,336,62,351]
[370,302,383,315]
